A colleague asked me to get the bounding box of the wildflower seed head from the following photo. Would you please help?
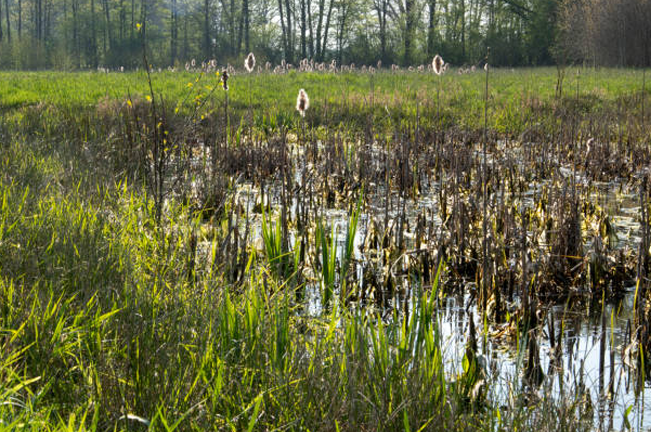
[296,88,309,117]
[245,52,256,72]
[432,54,444,75]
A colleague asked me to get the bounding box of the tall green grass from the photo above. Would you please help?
[0,69,623,431]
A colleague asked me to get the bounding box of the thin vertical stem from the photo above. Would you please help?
[481,48,490,312]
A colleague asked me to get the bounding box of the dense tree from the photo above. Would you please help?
[0,0,639,70]
[558,0,651,67]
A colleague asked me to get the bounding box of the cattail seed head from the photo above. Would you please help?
[221,70,229,91]
[432,54,444,75]
[296,88,309,117]
[245,52,256,72]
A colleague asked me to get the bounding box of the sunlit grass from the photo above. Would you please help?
[0,67,644,431]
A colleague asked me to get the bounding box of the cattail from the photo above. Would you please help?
[471,65,476,72]
[296,88,309,117]
[245,52,256,72]
[221,70,229,91]
[432,54,444,75]
[484,63,489,72]
[191,58,196,68]
[377,60,382,69]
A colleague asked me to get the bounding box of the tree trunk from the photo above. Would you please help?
[375,0,387,64]
[0,0,4,42]
[320,0,333,61]
[204,0,210,58]
[230,0,235,54]
[243,0,249,52]
[170,0,177,64]
[72,0,78,67]
[130,0,134,39]
[5,0,12,44]
[183,12,188,59]
[427,0,436,56]
[315,0,325,58]
[90,0,97,67]
[278,0,288,59]
[307,0,313,57]
[118,0,124,41]
[404,0,414,65]
[284,0,293,62]
[300,0,306,58]
[102,0,112,52]
[460,0,465,60]
[336,1,347,65]
[237,0,244,54]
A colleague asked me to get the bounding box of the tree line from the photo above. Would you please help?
[0,0,645,70]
